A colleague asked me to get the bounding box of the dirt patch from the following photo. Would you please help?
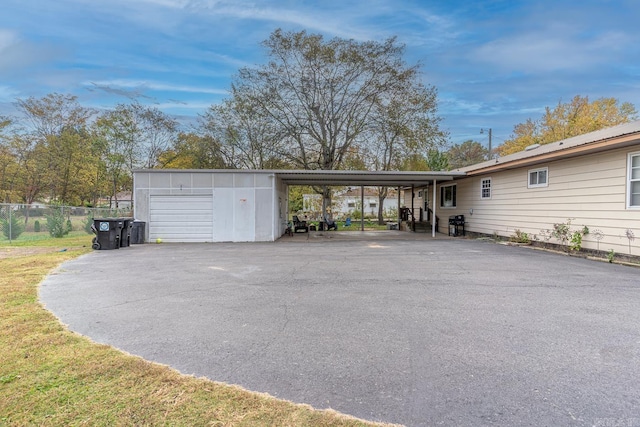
[0,247,63,260]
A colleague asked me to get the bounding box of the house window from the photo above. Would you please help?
[370,202,377,208]
[528,167,548,188]
[440,184,456,208]
[629,153,640,208]
[348,202,356,208]
[481,178,491,199]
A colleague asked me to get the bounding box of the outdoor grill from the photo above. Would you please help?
[448,214,465,236]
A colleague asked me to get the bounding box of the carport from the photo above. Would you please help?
[133,169,465,242]
[277,170,465,238]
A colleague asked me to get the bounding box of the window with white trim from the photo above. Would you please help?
[440,184,456,208]
[481,178,491,199]
[528,167,548,188]
[628,152,640,208]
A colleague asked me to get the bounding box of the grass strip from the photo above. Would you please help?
[0,237,393,426]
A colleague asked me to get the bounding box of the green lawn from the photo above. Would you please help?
[0,236,393,426]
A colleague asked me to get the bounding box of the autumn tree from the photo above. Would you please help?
[93,105,139,208]
[134,104,178,169]
[199,98,287,169]
[447,140,489,169]
[92,102,178,207]
[12,94,95,206]
[498,95,638,155]
[0,117,19,202]
[159,132,227,169]
[364,80,447,223]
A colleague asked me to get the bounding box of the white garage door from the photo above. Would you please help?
[149,195,213,242]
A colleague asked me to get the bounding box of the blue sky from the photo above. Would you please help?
[1,0,638,147]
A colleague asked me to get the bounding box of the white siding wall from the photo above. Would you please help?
[445,146,640,256]
[134,171,278,242]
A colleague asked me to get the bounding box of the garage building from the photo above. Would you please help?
[133,169,463,242]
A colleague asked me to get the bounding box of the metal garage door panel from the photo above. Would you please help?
[212,188,234,242]
[149,195,213,242]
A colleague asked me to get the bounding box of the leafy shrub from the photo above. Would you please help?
[1,214,25,240]
[509,229,530,244]
[552,219,589,253]
[46,208,72,238]
[34,220,41,233]
[569,226,589,252]
[84,215,95,234]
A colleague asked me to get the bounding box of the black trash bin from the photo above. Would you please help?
[131,220,146,244]
[120,218,133,247]
[92,218,124,250]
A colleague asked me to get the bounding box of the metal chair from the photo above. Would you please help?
[292,215,309,233]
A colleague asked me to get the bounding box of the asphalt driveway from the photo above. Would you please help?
[40,234,640,426]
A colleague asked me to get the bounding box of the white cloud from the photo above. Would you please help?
[0,29,18,50]
[86,79,228,95]
[472,19,632,74]
[0,28,66,76]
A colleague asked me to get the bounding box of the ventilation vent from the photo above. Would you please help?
[524,143,541,151]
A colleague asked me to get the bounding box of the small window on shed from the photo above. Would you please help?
[528,167,548,188]
[481,178,491,199]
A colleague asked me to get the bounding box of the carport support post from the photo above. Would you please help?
[432,179,437,237]
[397,186,401,225]
[360,185,365,231]
[411,184,415,232]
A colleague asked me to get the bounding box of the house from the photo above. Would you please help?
[98,192,133,209]
[423,120,640,256]
[132,121,640,251]
[302,187,399,219]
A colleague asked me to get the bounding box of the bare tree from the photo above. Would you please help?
[228,29,444,211]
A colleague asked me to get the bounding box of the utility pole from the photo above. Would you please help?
[481,128,492,159]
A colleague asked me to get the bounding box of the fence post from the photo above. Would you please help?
[8,205,12,244]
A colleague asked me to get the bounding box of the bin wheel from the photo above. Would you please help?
[92,242,101,250]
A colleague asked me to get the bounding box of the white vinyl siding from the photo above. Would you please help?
[528,167,548,188]
[135,171,283,243]
[628,152,640,208]
[452,146,640,256]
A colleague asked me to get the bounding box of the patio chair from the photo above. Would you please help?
[292,215,309,233]
[324,215,338,231]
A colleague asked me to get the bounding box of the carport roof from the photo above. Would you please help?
[275,170,465,187]
[135,169,466,187]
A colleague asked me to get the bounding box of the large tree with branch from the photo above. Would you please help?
[222,29,446,212]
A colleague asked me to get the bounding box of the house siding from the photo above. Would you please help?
[443,146,640,256]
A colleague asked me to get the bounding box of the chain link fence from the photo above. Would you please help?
[0,203,133,243]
